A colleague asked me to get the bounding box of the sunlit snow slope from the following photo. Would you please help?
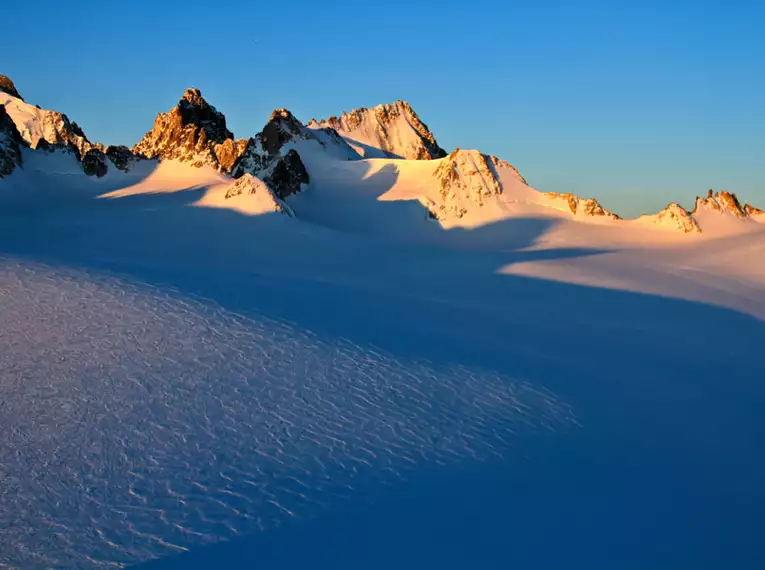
[1,133,764,570]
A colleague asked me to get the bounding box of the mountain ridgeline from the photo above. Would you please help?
[0,73,762,233]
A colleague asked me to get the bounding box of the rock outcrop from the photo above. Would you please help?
[544,192,620,220]
[309,100,447,160]
[0,75,23,100]
[0,105,25,177]
[132,88,248,172]
[104,145,138,172]
[81,148,108,177]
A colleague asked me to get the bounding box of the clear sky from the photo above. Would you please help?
[4,0,763,216]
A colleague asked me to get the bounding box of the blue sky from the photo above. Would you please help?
[4,0,763,216]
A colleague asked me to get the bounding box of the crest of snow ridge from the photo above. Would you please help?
[309,100,447,160]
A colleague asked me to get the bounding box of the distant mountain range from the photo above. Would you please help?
[1,74,762,234]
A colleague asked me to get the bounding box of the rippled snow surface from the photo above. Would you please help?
[0,260,573,568]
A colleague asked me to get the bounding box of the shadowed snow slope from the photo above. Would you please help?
[0,153,764,569]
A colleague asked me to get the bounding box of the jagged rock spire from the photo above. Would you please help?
[132,87,244,171]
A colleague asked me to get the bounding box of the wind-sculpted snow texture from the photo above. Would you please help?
[0,260,572,569]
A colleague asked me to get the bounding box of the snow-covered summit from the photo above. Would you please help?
[636,203,701,234]
[132,88,248,172]
[308,100,447,160]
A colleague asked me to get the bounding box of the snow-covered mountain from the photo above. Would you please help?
[308,100,447,160]
[1,75,763,238]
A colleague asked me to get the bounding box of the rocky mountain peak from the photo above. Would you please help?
[132,87,241,171]
[744,203,764,217]
[259,108,310,156]
[693,189,748,217]
[0,75,23,101]
[310,100,447,160]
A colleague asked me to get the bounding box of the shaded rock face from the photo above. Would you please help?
[264,149,309,199]
[105,145,138,172]
[0,75,23,100]
[0,105,25,177]
[310,100,447,160]
[132,88,247,172]
[82,148,108,177]
[260,109,308,155]
[543,192,620,220]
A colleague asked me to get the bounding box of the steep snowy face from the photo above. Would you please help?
[542,192,620,220]
[132,88,248,172]
[638,203,701,234]
[0,75,23,100]
[0,91,99,159]
[309,100,447,160]
[0,105,25,177]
